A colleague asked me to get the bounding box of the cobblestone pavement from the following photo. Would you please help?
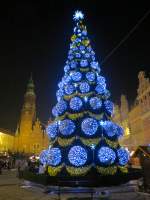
[0,170,150,200]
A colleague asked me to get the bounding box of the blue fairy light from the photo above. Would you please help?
[100,121,124,138]
[47,148,62,166]
[81,118,98,135]
[117,148,129,166]
[90,61,99,69]
[98,147,116,165]
[68,146,87,166]
[70,97,83,111]
[55,100,67,115]
[79,82,90,93]
[104,100,114,116]
[39,150,48,165]
[59,119,75,135]
[86,72,95,82]
[46,122,58,139]
[80,59,88,67]
[71,71,82,82]
[73,10,84,21]
[89,97,102,110]
[95,83,106,94]
[65,84,75,95]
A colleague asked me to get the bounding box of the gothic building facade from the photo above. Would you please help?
[0,77,49,154]
[113,71,150,150]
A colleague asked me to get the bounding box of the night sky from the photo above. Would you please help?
[0,1,150,131]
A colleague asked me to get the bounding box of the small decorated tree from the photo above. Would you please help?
[40,11,129,177]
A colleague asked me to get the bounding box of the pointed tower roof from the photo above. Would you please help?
[25,73,35,96]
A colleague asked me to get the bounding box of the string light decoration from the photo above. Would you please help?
[68,145,87,166]
[89,97,102,110]
[81,118,98,135]
[98,147,116,165]
[79,82,90,93]
[46,122,58,139]
[104,100,114,116]
[39,150,48,165]
[117,148,129,166]
[47,148,62,166]
[86,72,95,82]
[70,97,83,111]
[59,119,75,136]
[100,121,124,138]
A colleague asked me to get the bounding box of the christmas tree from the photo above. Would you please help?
[40,11,129,177]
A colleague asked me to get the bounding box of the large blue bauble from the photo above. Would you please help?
[98,147,116,165]
[79,82,90,93]
[47,148,62,166]
[65,84,75,95]
[86,72,95,82]
[46,122,58,139]
[68,146,87,166]
[81,118,98,136]
[104,100,114,116]
[89,97,102,110]
[55,100,67,115]
[117,148,129,166]
[70,97,83,111]
[59,119,75,136]
[71,71,82,82]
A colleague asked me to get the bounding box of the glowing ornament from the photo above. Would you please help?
[55,100,67,115]
[104,100,114,116]
[82,39,90,46]
[65,84,75,95]
[86,72,95,82]
[71,34,76,41]
[47,148,62,166]
[70,61,77,68]
[64,65,70,73]
[90,61,99,69]
[117,148,129,166]
[95,83,106,94]
[82,30,87,36]
[98,147,116,165]
[46,122,58,139]
[80,59,88,67]
[73,10,84,21]
[100,121,123,138]
[79,82,90,93]
[68,146,87,166]
[52,106,58,117]
[85,53,90,58]
[71,71,82,82]
[81,118,98,136]
[59,119,75,136]
[97,76,106,84]
[39,150,48,165]
[89,97,102,110]
[58,82,64,89]
[70,97,83,111]
[56,89,64,101]
[80,45,85,50]
[75,53,81,58]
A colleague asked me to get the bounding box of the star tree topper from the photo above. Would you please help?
[73,10,84,21]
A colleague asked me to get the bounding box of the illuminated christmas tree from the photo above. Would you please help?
[40,11,129,177]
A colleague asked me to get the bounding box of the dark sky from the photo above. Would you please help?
[0,1,150,131]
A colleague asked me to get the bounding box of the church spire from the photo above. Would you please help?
[25,73,35,96]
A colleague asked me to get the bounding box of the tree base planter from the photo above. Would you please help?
[21,168,142,187]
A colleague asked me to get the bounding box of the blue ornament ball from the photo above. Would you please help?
[55,100,67,115]
[98,147,116,165]
[46,122,58,139]
[86,72,95,82]
[79,82,90,93]
[39,150,48,165]
[59,119,75,136]
[97,76,106,84]
[81,118,98,136]
[104,100,114,116]
[95,83,106,94]
[89,97,102,110]
[70,97,83,111]
[117,148,129,166]
[65,84,75,95]
[90,61,99,69]
[47,148,62,166]
[100,121,124,138]
[71,71,82,82]
[68,146,87,166]
[64,65,70,73]
[80,59,88,67]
